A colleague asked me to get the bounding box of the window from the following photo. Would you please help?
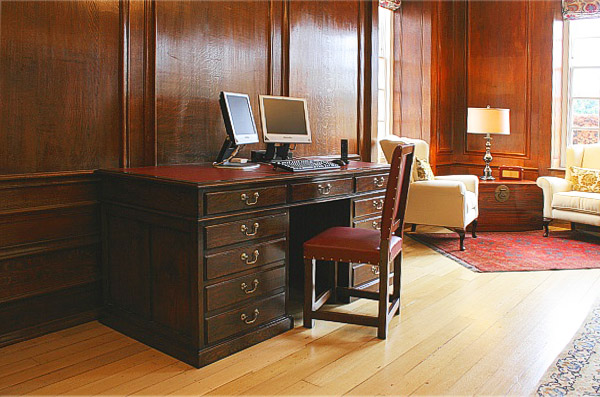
[377,7,393,163]
[563,19,600,147]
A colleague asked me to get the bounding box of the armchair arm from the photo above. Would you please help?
[536,176,572,218]
[410,179,466,196]
[434,175,479,195]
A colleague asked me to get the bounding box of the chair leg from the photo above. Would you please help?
[457,229,466,251]
[303,258,315,329]
[377,259,390,339]
[411,224,417,232]
[471,219,478,238]
[392,254,402,316]
[543,218,551,237]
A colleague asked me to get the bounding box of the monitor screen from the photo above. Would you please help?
[220,92,260,145]
[259,95,312,144]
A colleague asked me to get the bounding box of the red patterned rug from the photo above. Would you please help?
[408,230,600,272]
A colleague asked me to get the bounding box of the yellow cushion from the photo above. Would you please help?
[413,158,434,181]
[570,166,600,193]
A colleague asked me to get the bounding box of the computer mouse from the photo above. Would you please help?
[331,159,347,166]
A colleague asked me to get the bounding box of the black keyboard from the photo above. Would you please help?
[271,159,341,172]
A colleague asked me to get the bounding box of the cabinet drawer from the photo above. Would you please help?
[352,263,393,288]
[205,266,286,312]
[353,216,382,231]
[352,263,380,286]
[353,195,384,218]
[290,178,353,202]
[205,213,287,249]
[355,174,388,193]
[205,238,286,280]
[206,292,285,344]
[205,185,286,215]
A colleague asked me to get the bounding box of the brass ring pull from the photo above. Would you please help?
[240,192,260,205]
[240,222,260,236]
[372,220,381,230]
[240,279,260,294]
[371,265,380,275]
[240,309,260,324]
[372,199,384,210]
[317,183,332,195]
[374,177,385,188]
[240,249,260,265]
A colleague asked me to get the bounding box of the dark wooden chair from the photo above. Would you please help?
[303,143,415,339]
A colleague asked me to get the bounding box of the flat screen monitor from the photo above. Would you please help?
[219,92,260,145]
[259,95,312,144]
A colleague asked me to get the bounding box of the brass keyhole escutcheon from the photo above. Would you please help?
[495,185,510,203]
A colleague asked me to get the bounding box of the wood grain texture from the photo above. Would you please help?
[431,0,558,178]
[0,1,121,174]
[476,180,543,232]
[288,1,360,158]
[155,1,270,164]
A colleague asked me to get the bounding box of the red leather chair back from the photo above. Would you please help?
[379,143,414,244]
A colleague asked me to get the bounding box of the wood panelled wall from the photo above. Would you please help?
[429,0,560,180]
[0,0,378,346]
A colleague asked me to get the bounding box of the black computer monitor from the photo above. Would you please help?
[215,92,260,165]
[256,95,311,161]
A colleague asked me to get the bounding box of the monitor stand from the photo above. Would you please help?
[213,137,260,169]
[251,143,291,163]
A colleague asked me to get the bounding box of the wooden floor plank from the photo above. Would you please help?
[0,229,598,396]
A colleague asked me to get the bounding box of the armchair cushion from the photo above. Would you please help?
[414,158,434,181]
[552,191,600,216]
[536,176,573,218]
[435,175,479,195]
[570,166,600,193]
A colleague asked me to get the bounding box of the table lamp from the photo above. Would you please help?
[467,106,510,180]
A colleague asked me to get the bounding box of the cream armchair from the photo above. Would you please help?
[536,144,600,236]
[380,137,479,251]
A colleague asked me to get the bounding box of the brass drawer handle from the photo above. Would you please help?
[372,220,381,230]
[371,265,380,275]
[240,279,260,294]
[374,177,385,188]
[241,308,260,324]
[240,249,260,265]
[372,199,384,210]
[240,222,260,236]
[317,183,332,195]
[240,192,260,205]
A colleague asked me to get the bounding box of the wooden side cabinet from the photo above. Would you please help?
[477,180,543,232]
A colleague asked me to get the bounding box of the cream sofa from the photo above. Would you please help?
[536,144,600,236]
[379,136,479,251]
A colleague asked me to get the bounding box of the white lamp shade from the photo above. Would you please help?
[467,107,510,135]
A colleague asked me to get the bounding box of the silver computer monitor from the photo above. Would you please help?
[220,92,260,145]
[259,95,312,144]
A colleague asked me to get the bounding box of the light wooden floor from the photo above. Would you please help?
[2,226,600,396]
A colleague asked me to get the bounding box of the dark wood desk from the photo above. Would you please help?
[96,161,389,367]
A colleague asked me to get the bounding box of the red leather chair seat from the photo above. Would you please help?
[303,226,403,265]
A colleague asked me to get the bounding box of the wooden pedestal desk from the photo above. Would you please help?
[477,179,543,231]
[96,161,389,367]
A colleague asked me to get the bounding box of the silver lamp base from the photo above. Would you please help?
[480,133,495,180]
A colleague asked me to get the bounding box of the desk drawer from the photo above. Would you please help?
[353,263,380,286]
[205,212,287,249]
[205,238,286,280]
[353,216,382,231]
[205,185,286,215]
[353,195,384,218]
[206,292,285,344]
[205,266,285,312]
[290,178,353,202]
[355,174,388,193]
